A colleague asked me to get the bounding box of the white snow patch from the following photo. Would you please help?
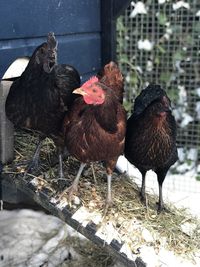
[139,246,158,267]
[146,60,153,72]
[196,10,200,17]
[125,73,131,83]
[27,226,69,267]
[95,221,121,245]
[30,177,39,186]
[138,39,154,51]
[187,148,198,161]
[196,101,200,119]
[178,85,187,103]
[136,65,143,74]
[173,108,182,121]
[173,1,190,10]
[195,87,200,97]
[181,222,196,236]
[160,247,200,266]
[141,228,154,243]
[73,195,81,205]
[130,1,147,18]
[116,155,200,218]
[50,197,68,209]
[180,113,193,127]
[163,27,173,40]
[177,147,186,162]
[120,243,136,261]
[175,61,185,74]
[72,206,102,226]
[0,210,77,267]
[176,162,194,173]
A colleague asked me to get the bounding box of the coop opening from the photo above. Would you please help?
[2,57,29,81]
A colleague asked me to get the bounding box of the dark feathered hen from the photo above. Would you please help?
[60,76,126,208]
[97,61,124,103]
[125,84,178,212]
[6,32,80,175]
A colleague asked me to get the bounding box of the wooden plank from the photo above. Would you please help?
[57,34,101,74]
[0,82,14,164]
[0,0,100,39]
[0,34,101,79]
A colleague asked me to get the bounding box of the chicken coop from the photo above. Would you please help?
[0,1,200,267]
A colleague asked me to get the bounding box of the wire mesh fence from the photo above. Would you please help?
[117,0,200,193]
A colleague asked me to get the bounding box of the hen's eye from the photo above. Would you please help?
[92,89,97,93]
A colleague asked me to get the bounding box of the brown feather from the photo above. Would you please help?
[97,61,124,103]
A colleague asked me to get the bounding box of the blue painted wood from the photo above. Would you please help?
[0,0,101,79]
[0,34,101,79]
[57,34,101,74]
[0,0,100,39]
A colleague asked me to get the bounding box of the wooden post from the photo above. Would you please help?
[101,0,132,66]
[0,81,14,164]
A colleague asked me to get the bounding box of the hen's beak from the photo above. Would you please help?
[73,87,87,96]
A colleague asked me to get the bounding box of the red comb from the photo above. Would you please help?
[82,76,99,88]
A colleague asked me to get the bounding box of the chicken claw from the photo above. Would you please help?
[57,163,86,203]
[58,184,78,203]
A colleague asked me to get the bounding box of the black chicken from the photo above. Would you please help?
[125,84,178,212]
[6,32,80,176]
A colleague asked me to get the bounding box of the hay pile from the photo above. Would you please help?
[3,129,200,265]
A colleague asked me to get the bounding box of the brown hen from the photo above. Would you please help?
[61,76,126,209]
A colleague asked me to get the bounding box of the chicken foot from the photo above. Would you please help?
[57,163,86,202]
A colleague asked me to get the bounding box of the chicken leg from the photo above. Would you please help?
[58,162,86,202]
[26,136,44,173]
[106,174,113,206]
[156,167,168,213]
[104,158,117,213]
[58,153,64,179]
[140,169,147,207]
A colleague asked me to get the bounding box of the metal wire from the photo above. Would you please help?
[117,0,200,193]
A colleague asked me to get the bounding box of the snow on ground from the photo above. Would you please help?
[116,156,200,218]
[0,209,124,267]
[0,209,76,267]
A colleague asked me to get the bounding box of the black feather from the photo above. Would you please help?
[133,84,168,116]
